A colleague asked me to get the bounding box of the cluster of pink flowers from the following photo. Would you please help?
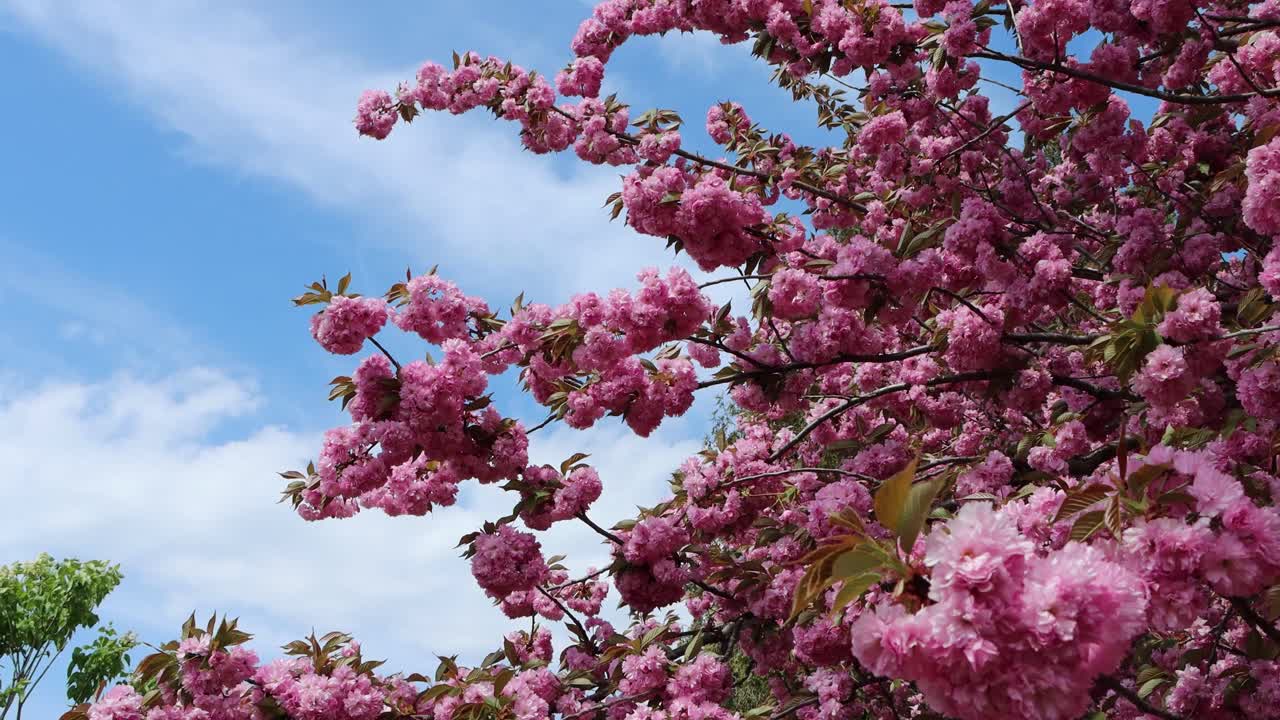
[852,503,1149,720]
[493,267,712,436]
[519,465,603,530]
[87,628,410,720]
[470,524,550,598]
[291,337,528,520]
[393,273,489,344]
[1245,138,1280,237]
[310,295,388,355]
[620,165,770,271]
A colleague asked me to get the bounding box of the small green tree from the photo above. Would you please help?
[0,554,134,718]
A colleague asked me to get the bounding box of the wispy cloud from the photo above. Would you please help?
[1,0,690,301]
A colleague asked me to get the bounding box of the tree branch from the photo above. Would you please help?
[1096,675,1184,720]
[536,586,599,654]
[367,337,402,372]
[697,345,935,390]
[972,49,1279,104]
[575,512,623,545]
[768,371,1003,462]
[1230,596,1280,646]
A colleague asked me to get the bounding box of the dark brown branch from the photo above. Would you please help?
[938,100,1032,165]
[1096,675,1184,720]
[723,466,876,490]
[1004,332,1100,345]
[1052,374,1136,401]
[1067,444,1118,477]
[698,271,884,289]
[972,49,1279,104]
[560,692,656,720]
[537,586,599,654]
[697,344,935,389]
[1230,596,1280,646]
[576,512,623,545]
[690,578,735,601]
[368,337,402,372]
[768,371,1004,462]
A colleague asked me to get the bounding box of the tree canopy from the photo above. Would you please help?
[1,554,132,718]
[79,1,1280,719]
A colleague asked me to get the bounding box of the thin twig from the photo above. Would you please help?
[696,345,935,390]
[927,287,993,324]
[770,697,820,720]
[576,512,623,545]
[1219,325,1280,341]
[480,341,517,360]
[526,414,556,434]
[1230,596,1280,645]
[938,100,1032,165]
[973,49,1279,104]
[699,274,772,288]
[368,337,402,372]
[1096,675,1184,720]
[550,566,611,591]
[560,692,656,720]
[537,586,599,653]
[768,371,1002,462]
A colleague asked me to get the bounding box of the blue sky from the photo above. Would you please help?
[0,2,1162,716]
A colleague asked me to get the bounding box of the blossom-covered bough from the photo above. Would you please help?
[80,1,1280,718]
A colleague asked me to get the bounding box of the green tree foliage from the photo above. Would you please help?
[0,554,134,718]
[65,625,136,706]
[724,650,770,715]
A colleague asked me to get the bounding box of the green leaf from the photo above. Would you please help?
[640,623,669,647]
[872,455,940,553]
[874,455,919,532]
[831,544,884,579]
[828,572,880,618]
[1054,485,1110,522]
[894,220,914,257]
[1135,666,1167,685]
[560,453,591,475]
[1104,496,1124,537]
[1069,511,1106,542]
[681,627,705,662]
[1264,584,1280,621]
[897,476,945,554]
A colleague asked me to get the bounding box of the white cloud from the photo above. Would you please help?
[0,369,702,714]
[656,30,732,78]
[0,0,694,301]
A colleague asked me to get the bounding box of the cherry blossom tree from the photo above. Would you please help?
[81,0,1280,718]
